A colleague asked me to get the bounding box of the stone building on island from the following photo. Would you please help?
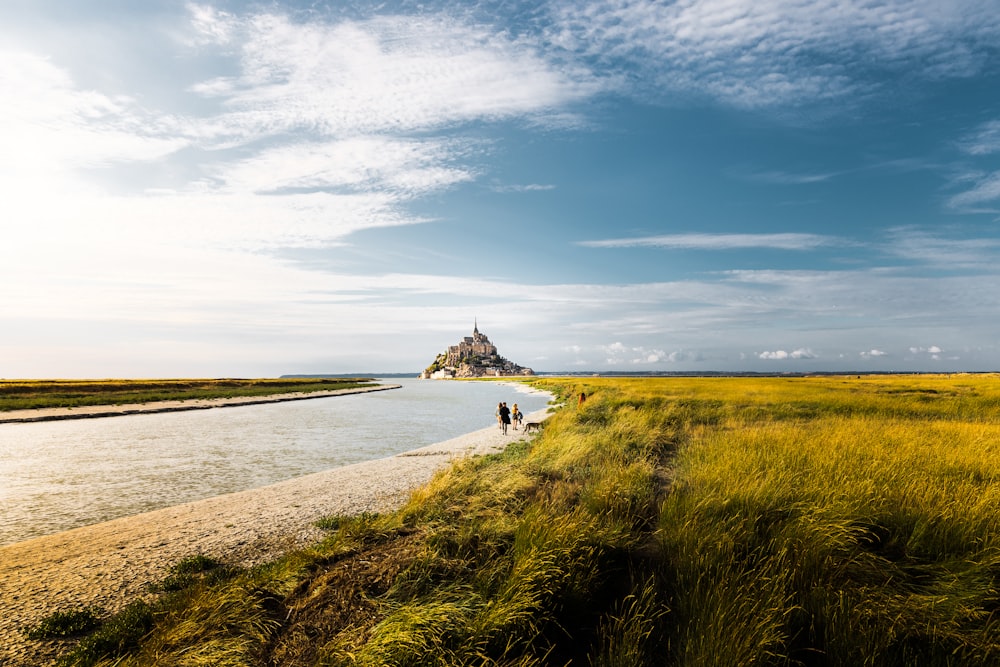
[420,321,534,379]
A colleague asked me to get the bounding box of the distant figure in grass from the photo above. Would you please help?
[512,403,522,430]
[498,402,511,435]
[579,391,587,407]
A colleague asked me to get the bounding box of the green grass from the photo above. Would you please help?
[0,377,379,411]
[39,374,1000,665]
[22,608,105,640]
[59,601,156,667]
[149,554,238,592]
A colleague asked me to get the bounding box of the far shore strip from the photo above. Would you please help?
[0,383,403,424]
[0,403,551,667]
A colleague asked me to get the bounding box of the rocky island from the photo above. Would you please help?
[420,322,534,379]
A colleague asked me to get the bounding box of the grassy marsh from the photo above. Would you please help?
[40,374,1000,665]
[0,378,377,412]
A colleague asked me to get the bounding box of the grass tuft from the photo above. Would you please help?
[23,608,104,640]
[55,600,154,667]
[149,554,239,592]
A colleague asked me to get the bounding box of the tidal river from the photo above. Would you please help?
[0,378,550,547]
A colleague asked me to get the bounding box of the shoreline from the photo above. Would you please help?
[0,383,403,424]
[0,407,551,667]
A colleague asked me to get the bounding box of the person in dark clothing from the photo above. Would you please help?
[499,402,512,434]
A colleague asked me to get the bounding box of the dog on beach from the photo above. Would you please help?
[524,422,542,433]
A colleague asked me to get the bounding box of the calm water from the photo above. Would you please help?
[0,379,550,547]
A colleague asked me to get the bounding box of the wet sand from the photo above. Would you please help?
[0,407,549,666]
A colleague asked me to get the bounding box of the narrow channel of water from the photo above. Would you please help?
[0,379,551,546]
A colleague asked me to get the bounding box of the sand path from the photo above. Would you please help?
[0,406,549,666]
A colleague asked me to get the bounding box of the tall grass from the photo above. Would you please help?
[654,375,1000,665]
[46,374,1000,666]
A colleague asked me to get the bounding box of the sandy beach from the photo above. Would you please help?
[0,406,550,666]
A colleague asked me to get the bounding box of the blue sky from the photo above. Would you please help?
[3,0,1000,376]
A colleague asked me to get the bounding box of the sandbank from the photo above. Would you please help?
[0,406,550,666]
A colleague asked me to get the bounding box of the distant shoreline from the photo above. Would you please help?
[0,384,402,424]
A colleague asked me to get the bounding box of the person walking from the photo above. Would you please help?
[512,403,522,430]
[496,402,504,430]
[499,402,512,435]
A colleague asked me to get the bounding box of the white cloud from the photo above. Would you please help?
[604,341,629,361]
[575,339,698,365]
[909,345,945,361]
[191,12,598,145]
[208,136,476,197]
[860,349,888,358]
[759,348,816,360]
[959,120,1000,156]
[947,172,1000,211]
[0,50,188,181]
[0,7,600,253]
[1,5,604,253]
[740,169,838,184]
[949,119,1000,212]
[547,0,1000,109]
[885,228,1000,267]
[599,341,688,365]
[185,3,238,46]
[491,183,557,193]
[667,350,702,363]
[580,232,839,251]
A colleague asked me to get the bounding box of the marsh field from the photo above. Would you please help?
[0,378,376,412]
[34,374,1000,666]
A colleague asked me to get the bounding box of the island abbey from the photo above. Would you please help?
[420,321,534,379]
